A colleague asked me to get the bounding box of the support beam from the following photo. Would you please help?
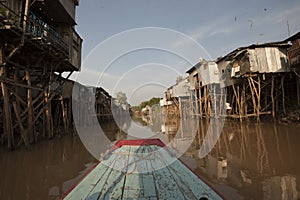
[44,86,53,138]
[12,102,29,147]
[281,75,286,114]
[271,75,275,119]
[0,42,14,150]
[297,76,300,108]
[26,70,34,143]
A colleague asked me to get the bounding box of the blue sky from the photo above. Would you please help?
[71,0,300,105]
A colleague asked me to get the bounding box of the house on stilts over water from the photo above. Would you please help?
[0,0,82,149]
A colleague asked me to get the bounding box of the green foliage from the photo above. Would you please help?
[176,75,184,84]
[134,97,161,112]
[115,91,127,105]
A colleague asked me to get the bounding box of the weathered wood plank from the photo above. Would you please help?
[64,148,123,200]
[90,146,131,199]
[153,145,222,200]
[142,174,156,198]
[148,145,186,199]
[64,142,223,200]
[63,162,111,200]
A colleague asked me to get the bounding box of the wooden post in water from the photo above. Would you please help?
[242,81,247,119]
[281,75,286,114]
[0,42,14,150]
[44,86,53,138]
[271,75,275,119]
[199,87,203,118]
[12,102,29,147]
[297,76,300,108]
[257,76,261,122]
[231,79,242,122]
[0,68,14,150]
[213,84,217,117]
[194,87,199,117]
[61,97,68,134]
[204,86,207,117]
[26,70,34,143]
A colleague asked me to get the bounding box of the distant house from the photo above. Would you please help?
[164,77,191,117]
[284,31,300,68]
[166,77,190,100]
[159,97,172,107]
[186,59,220,89]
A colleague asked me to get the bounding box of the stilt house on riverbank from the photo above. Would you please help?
[165,77,192,117]
[186,59,225,118]
[164,32,300,122]
[216,41,296,121]
[0,0,82,150]
[285,31,300,107]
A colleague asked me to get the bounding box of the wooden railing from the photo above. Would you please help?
[0,3,21,28]
[27,12,69,55]
[0,2,69,56]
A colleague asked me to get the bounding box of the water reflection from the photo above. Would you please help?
[161,117,300,199]
[136,106,300,199]
[1,110,300,199]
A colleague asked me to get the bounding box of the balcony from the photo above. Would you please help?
[27,12,69,56]
[0,2,82,71]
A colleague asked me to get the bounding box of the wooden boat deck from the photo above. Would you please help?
[63,139,223,200]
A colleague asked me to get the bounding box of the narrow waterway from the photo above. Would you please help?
[0,118,299,199]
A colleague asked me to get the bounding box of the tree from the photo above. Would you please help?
[116,91,127,105]
[176,75,184,84]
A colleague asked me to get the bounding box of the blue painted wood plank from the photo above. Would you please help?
[152,145,223,200]
[142,174,156,198]
[64,149,120,200]
[64,142,223,200]
[123,173,143,199]
[90,146,131,200]
[148,145,186,200]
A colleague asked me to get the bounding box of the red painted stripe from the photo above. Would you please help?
[113,138,165,149]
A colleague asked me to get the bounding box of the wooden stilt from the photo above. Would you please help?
[281,75,286,114]
[12,102,29,147]
[257,76,261,122]
[1,68,14,150]
[60,97,68,134]
[271,75,275,119]
[248,77,257,120]
[194,87,199,117]
[199,87,203,118]
[242,81,247,119]
[231,80,242,122]
[219,86,223,115]
[0,42,13,150]
[26,70,34,143]
[297,76,300,108]
[204,86,207,117]
[213,84,217,117]
[44,87,53,138]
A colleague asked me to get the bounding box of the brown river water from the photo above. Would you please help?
[0,118,299,200]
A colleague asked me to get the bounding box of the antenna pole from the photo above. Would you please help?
[287,20,291,37]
